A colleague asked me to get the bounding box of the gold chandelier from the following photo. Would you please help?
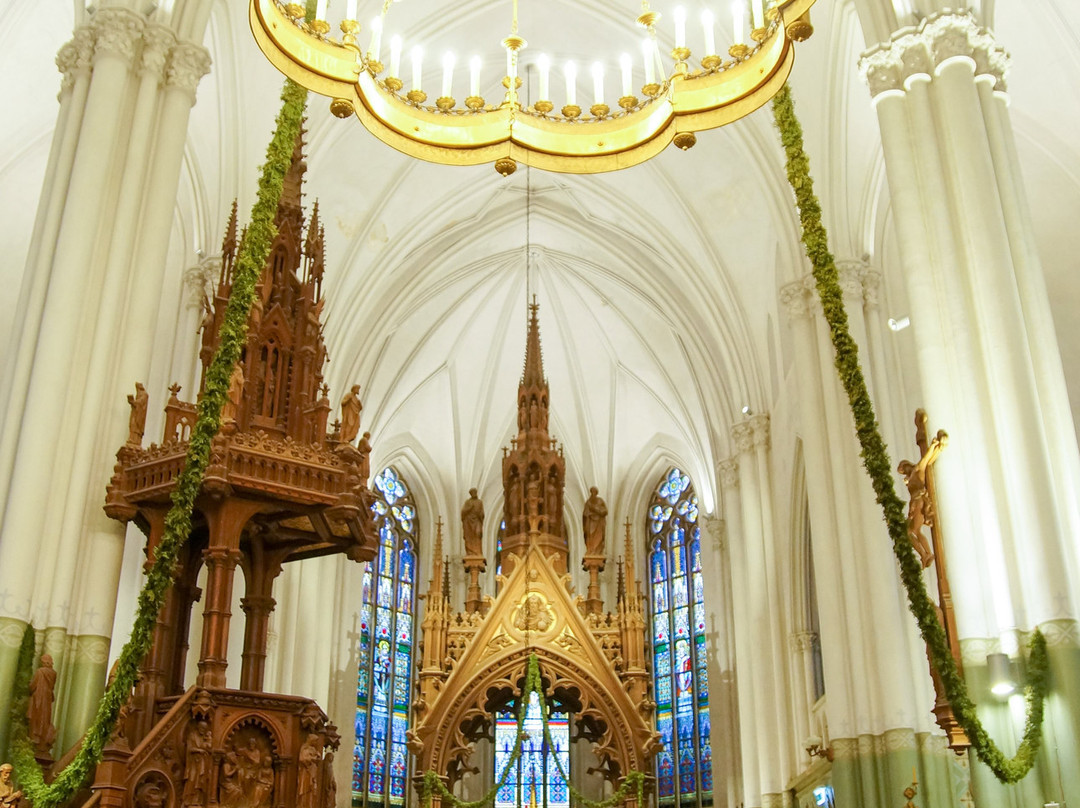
[250,0,816,175]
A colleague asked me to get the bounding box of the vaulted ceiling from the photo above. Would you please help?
[2,0,1079,529]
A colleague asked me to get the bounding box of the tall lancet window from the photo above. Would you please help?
[354,467,418,808]
[648,468,712,808]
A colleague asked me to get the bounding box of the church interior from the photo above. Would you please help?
[1,1,1079,808]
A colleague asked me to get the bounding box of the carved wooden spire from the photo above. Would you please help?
[501,300,567,576]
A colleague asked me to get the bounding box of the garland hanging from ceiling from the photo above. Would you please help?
[7,75,310,808]
[769,82,1048,784]
[419,654,646,808]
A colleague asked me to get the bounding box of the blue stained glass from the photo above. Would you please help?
[356,468,419,808]
[648,470,712,808]
[494,694,568,808]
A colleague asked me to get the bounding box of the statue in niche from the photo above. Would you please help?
[27,654,57,754]
[296,733,322,808]
[339,384,363,444]
[321,753,337,808]
[529,400,540,429]
[134,775,169,808]
[897,457,936,568]
[199,294,214,336]
[220,731,274,808]
[545,475,558,529]
[461,489,485,557]
[526,474,541,524]
[582,487,608,557]
[357,432,372,481]
[127,382,149,446]
[224,363,245,423]
[0,764,23,807]
[182,719,213,808]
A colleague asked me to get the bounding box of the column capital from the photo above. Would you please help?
[779,280,811,321]
[91,7,145,65]
[56,26,95,95]
[859,11,1010,97]
[731,421,754,455]
[701,515,726,552]
[750,413,770,446]
[789,630,817,653]
[165,41,212,101]
[139,24,177,80]
[717,458,739,489]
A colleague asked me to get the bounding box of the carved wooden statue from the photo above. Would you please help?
[181,720,213,808]
[27,654,57,754]
[126,383,149,446]
[0,764,23,807]
[460,488,485,557]
[582,486,608,557]
[339,384,363,443]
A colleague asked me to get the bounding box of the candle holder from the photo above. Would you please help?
[329,98,353,118]
[340,20,359,46]
[310,19,331,35]
[671,46,691,62]
[561,104,582,119]
[406,89,427,104]
[589,103,610,118]
[366,59,384,74]
[641,83,661,97]
[673,132,696,150]
[502,76,524,89]
[465,96,486,110]
[728,44,750,59]
[436,96,455,110]
[618,95,637,110]
[751,27,767,42]
[385,76,403,92]
[534,100,554,114]
[701,54,721,70]
[284,3,304,19]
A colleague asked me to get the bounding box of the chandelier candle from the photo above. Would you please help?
[368,16,382,62]
[641,38,655,85]
[591,62,604,105]
[470,55,481,97]
[564,61,576,106]
[701,9,716,56]
[389,35,402,79]
[620,53,632,97]
[673,6,686,49]
[442,52,455,99]
[411,46,423,92]
[538,54,550,101]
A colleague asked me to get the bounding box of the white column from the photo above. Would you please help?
[718,459,759,808]
[859,11,1080,641]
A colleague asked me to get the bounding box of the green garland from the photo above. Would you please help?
[421,655,646,808]
[770,82,1049,783]
[7,78,309,808]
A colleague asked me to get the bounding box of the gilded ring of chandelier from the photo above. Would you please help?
[249,0,817,174]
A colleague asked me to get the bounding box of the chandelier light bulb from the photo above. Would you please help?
[673,6,687,49]
[751,0,765,30]
[368,16,383,61]
[442,52,455,98]
[591,62,604,105]
[315,0,328,22]
[652,38,666,80]
[564,61,577,106]
[537,53,551,100]
[619,53,632,97]
[731,0,747,46]
[641,38,655,85]
[701,9,716,55]
[411,45,424,92]
[389,35,403,77]
[470,55,482,97]
[345,0,358,21]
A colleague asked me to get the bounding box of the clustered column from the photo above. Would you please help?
[0,6,211,755]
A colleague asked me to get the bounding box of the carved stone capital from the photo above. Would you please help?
[779,280,811,321]
[165,41,212,100]
[790,630,817,653]
[730,421,754,455]
[57,27,95,95]
[749,413,770,449]
[859,12,1011,97]
[860,267,882,308]
[140,24,176,79]
[835,261,864,300]
[91,7,145,64]
[717,459,739,489]
[701,516,725,552]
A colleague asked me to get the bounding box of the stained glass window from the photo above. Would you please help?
[354,467,418,808]
[494,692,569,808]
[649,468,712,808]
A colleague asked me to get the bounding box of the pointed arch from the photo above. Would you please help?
[646,468,712,808]
[353,467,420,808]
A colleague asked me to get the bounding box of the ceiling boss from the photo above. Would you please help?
[249,0,816,174]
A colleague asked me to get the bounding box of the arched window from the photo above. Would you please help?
[494,692,569,808]
[648,468,712,808]
[354,467,418,808]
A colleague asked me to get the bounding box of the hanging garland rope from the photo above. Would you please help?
[420,655,646,808]
[770,82,1049,783]
[7,77,309,808]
